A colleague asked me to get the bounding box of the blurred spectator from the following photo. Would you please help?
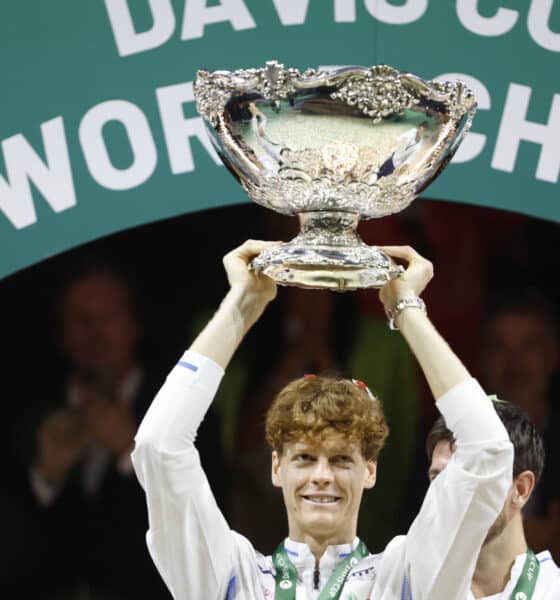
[481,291,560,561]
[18,263,225,599]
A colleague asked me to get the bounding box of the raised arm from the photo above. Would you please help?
[379,245,469,399]
[191,239,278,368]
[378,246,514,600]
[131,240,277,599]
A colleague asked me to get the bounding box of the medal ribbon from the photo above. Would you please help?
[273,539,369,600]
[509,549,539,600]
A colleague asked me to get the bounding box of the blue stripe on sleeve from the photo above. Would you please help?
[401,574,413,600]
[225,575,236,600]
[177,360,198,372]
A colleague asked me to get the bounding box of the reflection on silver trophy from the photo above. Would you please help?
[194,62,476,291]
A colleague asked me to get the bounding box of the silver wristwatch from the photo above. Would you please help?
[385,296,427,331]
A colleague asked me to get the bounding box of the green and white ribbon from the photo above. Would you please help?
[273,540,369,600]
[510,549,540,600]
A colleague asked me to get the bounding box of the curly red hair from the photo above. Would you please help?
[265,375,389,460]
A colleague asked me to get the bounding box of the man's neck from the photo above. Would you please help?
[289,530,355,567]
[471,517,527,598]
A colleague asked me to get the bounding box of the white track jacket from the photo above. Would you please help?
[132,351,514,600]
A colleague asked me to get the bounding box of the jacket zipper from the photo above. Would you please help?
[313,567,320,590]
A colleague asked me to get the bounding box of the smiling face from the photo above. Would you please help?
[272,437,377,543]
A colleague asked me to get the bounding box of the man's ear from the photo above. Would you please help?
[364,460,377,490]
[512,470,536,510]
[271,450,282,488]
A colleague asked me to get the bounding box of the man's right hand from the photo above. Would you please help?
[221,239,280,332]
[223,239,279,303]
[36,411,88,484]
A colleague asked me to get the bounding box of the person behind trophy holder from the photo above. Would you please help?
[427,400,560,597]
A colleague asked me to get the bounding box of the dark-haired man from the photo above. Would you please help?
[428,401,560,598]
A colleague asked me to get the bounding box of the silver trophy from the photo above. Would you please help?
[194,62,476,290]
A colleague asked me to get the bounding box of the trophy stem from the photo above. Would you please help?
[298,211,361,245]
[251,210,403,291]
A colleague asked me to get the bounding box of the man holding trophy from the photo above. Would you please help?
[132,239,514,599]
[131,64,528,598]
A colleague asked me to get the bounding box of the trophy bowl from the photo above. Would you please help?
[194,62,476,290]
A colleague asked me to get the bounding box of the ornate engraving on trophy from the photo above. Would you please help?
[195,62,476,290]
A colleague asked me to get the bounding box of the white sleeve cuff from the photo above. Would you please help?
[134,349,225,454]
[436,378,509,444]
[436,378,488,425]
[171,350,224,386]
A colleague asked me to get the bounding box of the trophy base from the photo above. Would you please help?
[251,211,403,291]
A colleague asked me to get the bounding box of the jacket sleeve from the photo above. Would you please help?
[405,378,514,600]
[131,350,235,599]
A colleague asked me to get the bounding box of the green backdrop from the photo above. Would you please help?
[1,0,558,278]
